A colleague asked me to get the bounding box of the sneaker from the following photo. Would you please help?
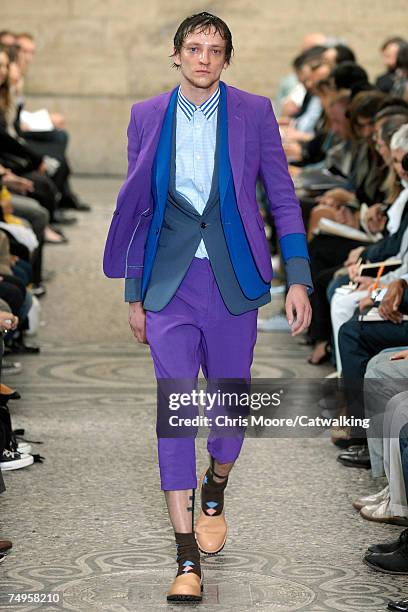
[353,485,389,511]
[0,449,34,471]
[17,442,32,455]
[1,360,22,376]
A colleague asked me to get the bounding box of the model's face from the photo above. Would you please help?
[0,52,9,86]
[392,148,408,182]
[174,27,228,91]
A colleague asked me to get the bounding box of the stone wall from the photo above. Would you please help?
[2,0,407,175]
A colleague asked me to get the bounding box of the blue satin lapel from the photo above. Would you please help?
[218,82,231,209]
[154,88,178,220]
[225,83,245,200]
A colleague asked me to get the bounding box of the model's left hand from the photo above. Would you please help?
[285,284,312,336]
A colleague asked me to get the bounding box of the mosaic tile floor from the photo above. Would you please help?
[0,178,405,611]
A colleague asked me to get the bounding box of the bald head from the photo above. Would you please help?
[301,32,327,51]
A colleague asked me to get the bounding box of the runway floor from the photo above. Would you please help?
[0,177,405,611]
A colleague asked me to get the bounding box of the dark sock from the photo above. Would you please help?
[174,532,201,578]
[201,466,228,516]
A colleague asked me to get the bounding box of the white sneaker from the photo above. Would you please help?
[17,442,32,455]
[0,449,34,471]
[353,485,389,510]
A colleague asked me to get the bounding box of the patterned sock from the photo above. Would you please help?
[174,532,201,578]
[201,466,228,517]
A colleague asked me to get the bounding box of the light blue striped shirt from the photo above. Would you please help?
[176,86,220,258]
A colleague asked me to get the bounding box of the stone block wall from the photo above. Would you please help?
[2,0,407,174]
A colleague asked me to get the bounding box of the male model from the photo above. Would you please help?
[104,12,312,603]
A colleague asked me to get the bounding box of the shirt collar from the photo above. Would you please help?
[177,86,220,121]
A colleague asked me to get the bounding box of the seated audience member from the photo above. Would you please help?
[323,43,356,66]
[0,31,16,48]
[0,45,77,235]
[337,279,408,462]
[331,61,369,91]
[360,388,408,577]
[392,43,408,101]
[376,37,407,93]
[306,92,390,363]
[278,32,329,119]
[2,38,89,212]
[281,46,331,141]
[330,123,408,370]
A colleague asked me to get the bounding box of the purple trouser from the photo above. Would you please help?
[146,258,258,490]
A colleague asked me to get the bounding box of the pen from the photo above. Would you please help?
[371,264,385,291]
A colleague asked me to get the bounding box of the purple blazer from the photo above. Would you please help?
[103,82,306,280]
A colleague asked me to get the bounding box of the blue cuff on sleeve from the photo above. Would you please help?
[279,233,309,262]
[285,257,313,295]
[124,277,142,302]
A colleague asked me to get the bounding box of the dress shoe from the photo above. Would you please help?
[388,597,408,611]
[31,283,47,299]
[167,574,203,602]
[0,383,21,402]
[333,437,367,449]
[364,542,408,574]
[195,467,228,555]
[167,532,202,603]
[0,539,12,554]
[360,496,408,527]
[59,194,91,212]
[337,445,371,469]
[353,485,389,511]
[368,528,408,554]
[52,210,77,225]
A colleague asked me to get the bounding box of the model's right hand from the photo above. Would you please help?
[128,302,148,344]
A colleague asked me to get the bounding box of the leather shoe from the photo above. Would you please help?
[195,470,227,555]
[368,528,408,554]
[52,210,77,225]
[353,485,389,511]
[0,539,12,554]
[167,573,202,602]
[360,497,408,527]
[337,445,371,469]
[388,598,408,611]
[364,543,408,574]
